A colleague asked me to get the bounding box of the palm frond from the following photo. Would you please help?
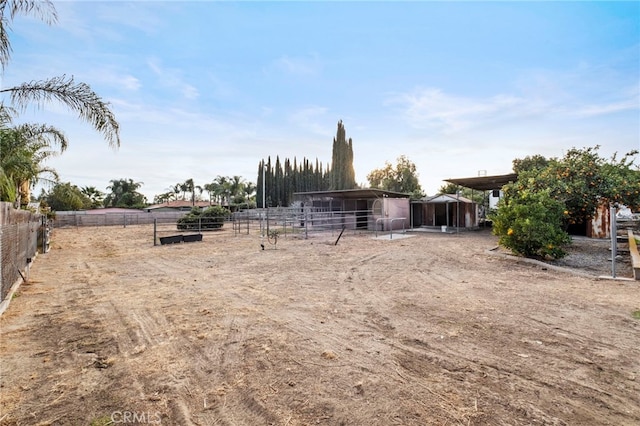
[0,0,57,70]
[16,122,68,151]
[2,75,120,147]
[0,103,15,126]
[0,168,18,202]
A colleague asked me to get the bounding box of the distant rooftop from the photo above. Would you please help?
[145,200,213,210]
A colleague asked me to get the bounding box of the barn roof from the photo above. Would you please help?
[293,188,410,200]
[421,194,475,204]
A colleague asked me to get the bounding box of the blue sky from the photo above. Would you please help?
[5,1,639,201]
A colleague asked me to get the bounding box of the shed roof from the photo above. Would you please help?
[445,173,518,191]
[421,194,475,204]
[294,188,410,200]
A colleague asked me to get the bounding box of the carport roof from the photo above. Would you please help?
[445,173,518,191]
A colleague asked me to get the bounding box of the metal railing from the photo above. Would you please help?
[375,217,406,239]
[232,207,373,239]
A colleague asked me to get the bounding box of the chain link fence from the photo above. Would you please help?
[0,203,44,309]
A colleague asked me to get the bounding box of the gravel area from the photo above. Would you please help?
[548,235,634,278]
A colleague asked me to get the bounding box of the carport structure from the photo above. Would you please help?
[443,173,518,192]
[411,173,518,229]
[445,173,518,224]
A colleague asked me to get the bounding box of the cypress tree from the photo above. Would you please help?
[257,159,264,208]
[330,120,356,190]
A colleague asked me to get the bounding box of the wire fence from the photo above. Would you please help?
[152,206,390,246]
[52,211,187,228]
[44,206,405,248]
[0,203,46,309]
[232,207,383,239]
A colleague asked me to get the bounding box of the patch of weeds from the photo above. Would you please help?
[11,292,20,300]
[632,310,640,320]
[89,415,113,426]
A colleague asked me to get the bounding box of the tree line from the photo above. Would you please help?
[39,176,258,212]
[255,120,425,207]
[255,120,359,207]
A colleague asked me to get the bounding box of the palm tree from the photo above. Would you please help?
[80,186,104,209]
[195,184,203,203]
[104,178,145,208]
[213,176,231,206]
[203,182,216,205]
[229,175,245,204]
[0,117,67,205]
[184,178,195,205]
[171,183,181,201]
[244,182,256,206]
[0,1,121,157]
[178,181,189,200]
[153,191,175,204]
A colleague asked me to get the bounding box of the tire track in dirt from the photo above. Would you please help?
[3,227,639,425]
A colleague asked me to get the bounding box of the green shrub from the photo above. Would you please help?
[177,205,229,230]
[490,186,571,259]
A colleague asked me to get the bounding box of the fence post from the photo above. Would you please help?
[153,218,158,246]
[41,216,47,254]
[610,204,617,278]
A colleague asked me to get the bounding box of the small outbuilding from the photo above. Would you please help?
[412,194,478,230]
[293,188,411,231]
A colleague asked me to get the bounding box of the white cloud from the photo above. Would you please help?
[270,54,322,76]
[390,75,639,135]
[94,2,165,35]
[86,69,141,92]
[146,58,200,101]
[570,83,639,118]
[287,106,330,135]
[388,88,540,134]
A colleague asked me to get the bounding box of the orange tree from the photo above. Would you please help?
[491,146,639,258]
[491,186,571,258]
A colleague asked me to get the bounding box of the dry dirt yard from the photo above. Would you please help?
[0,225,639,426]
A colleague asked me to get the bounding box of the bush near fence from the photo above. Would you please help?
[0,202,44,310]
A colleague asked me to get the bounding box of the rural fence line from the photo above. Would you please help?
[52,211,188,228]
[232,207,379,238]
[0,203,44,309]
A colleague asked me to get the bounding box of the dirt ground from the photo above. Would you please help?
[0,225,639,425]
